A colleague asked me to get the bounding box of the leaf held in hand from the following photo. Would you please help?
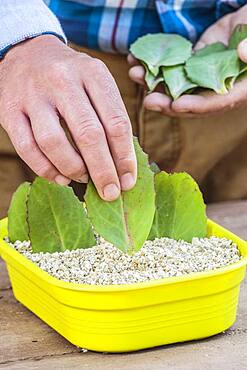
[85,138,155,254]
[162,65,197,99]
[143,63,163,91]
[130,33,192,75]
[185,50,240,94]
[228,24,247,79]
[195,42,226,57]
[28,178,96,253]
[149,172,207,242]
[228,24,247,49]
[8,182,31,242]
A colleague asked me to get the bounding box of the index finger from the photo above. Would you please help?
[82,58,137,191]
[55,86,121,201]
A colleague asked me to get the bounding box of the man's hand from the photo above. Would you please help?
[0,35,137,201]
[128,5,247,118]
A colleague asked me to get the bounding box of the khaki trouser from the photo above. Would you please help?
[1,45,247,218]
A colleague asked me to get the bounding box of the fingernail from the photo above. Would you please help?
[103,183,120,201]
[75,174,89,183]
[55,175,71,186]
[120,172,135,191]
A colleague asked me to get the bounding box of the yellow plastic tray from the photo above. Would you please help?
[0,218,247,352]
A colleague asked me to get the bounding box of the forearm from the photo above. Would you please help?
[0,0,66,58]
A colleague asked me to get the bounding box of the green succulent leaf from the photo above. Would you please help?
[130,33,192,75]
[148,172,207,242]
[195,42,226,57]
[161,65,197,99]
[8,182,31,242]
[238,63,247,77]
[185,50,240,94]
[228,24,247,82]
[85,138,155,254]
[28,177,96,253]
[228,24,247,49]
[143,63,163,91]
[235,68,247,82]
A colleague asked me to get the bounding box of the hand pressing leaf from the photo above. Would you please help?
[185,50,240,94]
[195,42,226,57]
[130,33,192,75]
[85,138,155,254]
[162,65,197,100]
[8,182,31,242]
[148,172,207,242]
[28,177,96,253]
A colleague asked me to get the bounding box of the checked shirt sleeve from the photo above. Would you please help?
[0,0,67,59]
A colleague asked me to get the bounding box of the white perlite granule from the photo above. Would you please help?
[8,237,241,285]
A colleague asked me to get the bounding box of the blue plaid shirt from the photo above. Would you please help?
[45,0,247,53]
[0,0,247,58]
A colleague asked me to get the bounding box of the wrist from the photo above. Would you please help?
[3,34,65,63]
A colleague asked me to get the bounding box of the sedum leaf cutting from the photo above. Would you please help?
[130,33,192,75]
[185,50,240,94]
[143,63,163,92]
[228,24,247,49]
[161,65,196,100]
[8,182,31,242]
[8,177,96,252]
[129,25,247,99]
[149,172,207,242]
[228,24,247,81]
[195,42,226,57]
[28,178,96,252]
[84,138,155,254]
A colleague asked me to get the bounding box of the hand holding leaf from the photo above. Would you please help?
[139,16,247,117]
[8,144,207,254]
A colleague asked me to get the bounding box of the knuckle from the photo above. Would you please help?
[117,155,135,169]
[108,116,131,138]
[36,164,55,179]
[37,133,60,152]
[15,138,35,156]
[76,122,103,146]
[47,62,71,87]
[48,61,67,78]
[65,162,86,178]
[94,170,115,185]
[88,58,108,75]
[0,96,19,118]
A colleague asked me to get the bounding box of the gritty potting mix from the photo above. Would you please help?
[7,236,241,285]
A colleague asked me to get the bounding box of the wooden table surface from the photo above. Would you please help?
[1,201,247,370]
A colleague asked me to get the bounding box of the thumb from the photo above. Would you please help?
[238,38,247,62]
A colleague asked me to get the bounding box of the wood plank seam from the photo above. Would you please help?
[0,350,84,367]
